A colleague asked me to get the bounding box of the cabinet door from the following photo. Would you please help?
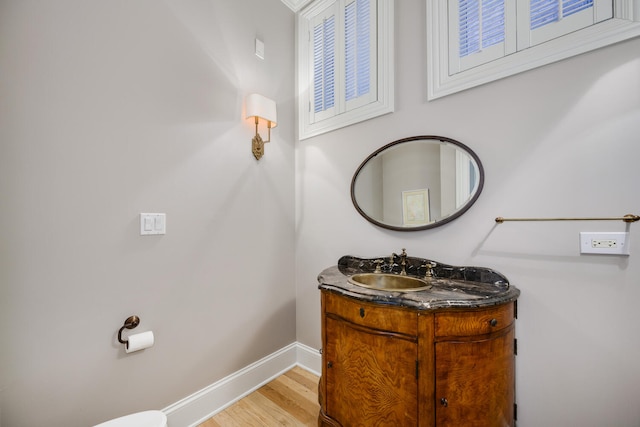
[435,327,515,427]
[325,316,419,426]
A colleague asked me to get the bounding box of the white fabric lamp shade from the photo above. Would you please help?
[245,93,277,127]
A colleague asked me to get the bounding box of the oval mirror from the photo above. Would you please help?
[351,136,484,231]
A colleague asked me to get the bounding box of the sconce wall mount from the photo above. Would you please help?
[245,93,277,161]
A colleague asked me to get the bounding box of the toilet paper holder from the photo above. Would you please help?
[117,315,140,349]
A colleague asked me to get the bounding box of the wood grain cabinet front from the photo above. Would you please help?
[321,293,419,426]
[319,290,517,427]
[434,304,516,427]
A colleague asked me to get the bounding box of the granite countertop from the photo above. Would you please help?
[317,255,520,311]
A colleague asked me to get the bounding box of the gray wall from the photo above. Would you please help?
[2,0,639,426]
[0,1,295,426]
[295,1,640,426]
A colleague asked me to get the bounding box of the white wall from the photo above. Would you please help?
[0,1,295,426]
[295,1,640,426]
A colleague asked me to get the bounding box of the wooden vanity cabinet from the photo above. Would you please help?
[434,303,516,426]
[319,290,516,427]
[320,291,420,426]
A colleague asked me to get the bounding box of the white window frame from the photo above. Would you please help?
[297,0,394,140]
[427,0,640,100]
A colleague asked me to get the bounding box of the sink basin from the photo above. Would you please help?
[348,273,432,292]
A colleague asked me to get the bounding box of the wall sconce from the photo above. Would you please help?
[245,93,277,161]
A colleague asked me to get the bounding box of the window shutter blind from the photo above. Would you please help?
[459,0,480,57]
[459,0,505,58]
[482,0,506,48]
[345,0,371,101]
[563,0,594,16]
[313,16,336,114]
[526,0,604,47]
[531,0,593,30]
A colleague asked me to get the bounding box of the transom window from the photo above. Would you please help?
[428,0,640,100]
[298,0,394,140]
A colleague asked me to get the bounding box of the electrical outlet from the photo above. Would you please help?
[591,239,617,248]
[580,232,629,255]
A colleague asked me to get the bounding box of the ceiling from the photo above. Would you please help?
[281,0,312,12]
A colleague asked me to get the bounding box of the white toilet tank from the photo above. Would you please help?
[93,410,167,427]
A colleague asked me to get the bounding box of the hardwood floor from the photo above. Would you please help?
[197,366,320,427]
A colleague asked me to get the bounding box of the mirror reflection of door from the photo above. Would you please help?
[455,149,479,209]
[442,146,479,217]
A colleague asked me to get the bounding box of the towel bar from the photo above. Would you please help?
[495,214,639,223]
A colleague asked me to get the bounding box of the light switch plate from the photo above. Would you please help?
[579,232,629,255]
[140,213,166,235]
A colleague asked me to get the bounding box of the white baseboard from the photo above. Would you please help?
[295,341,322,377]
[162,342,322,427]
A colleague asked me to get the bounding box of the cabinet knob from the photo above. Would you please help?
[489,318,498,327]
[359,308,365,318]
[440,398,448,407]
[327,361,333,368]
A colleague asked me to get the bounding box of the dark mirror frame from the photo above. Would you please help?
[350,135,485,232]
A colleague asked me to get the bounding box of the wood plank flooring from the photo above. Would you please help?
[197,366,320,427]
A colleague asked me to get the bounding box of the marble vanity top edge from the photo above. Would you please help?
[337,255,511,285]
[318,257,520,311]
[318,283,519,311]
